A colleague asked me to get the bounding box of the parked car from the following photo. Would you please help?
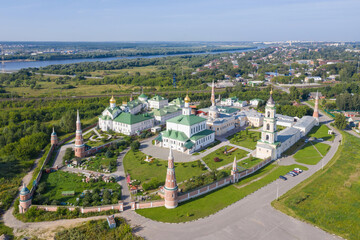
[304,139,309,143]
[318,138,324,141]
[294,168,303,173]
[279,175,287,181]
[287,172,296,177]
[291,171,298,176]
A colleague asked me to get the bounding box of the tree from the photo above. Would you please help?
[289,87,300,100]
[334,113,347,129]
[130,141,140,151]
[105,149,114,158]
[59,111,76,133]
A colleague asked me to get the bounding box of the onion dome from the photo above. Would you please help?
[267,89,275,105]
[20,183,30,195]
[184,92,191,103]
[110,95,116,104]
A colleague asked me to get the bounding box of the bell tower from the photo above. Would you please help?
[182,91,191,116]
[261,89,277,144]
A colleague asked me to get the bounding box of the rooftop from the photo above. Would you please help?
[167,115,206,126]
[114,112,153,125]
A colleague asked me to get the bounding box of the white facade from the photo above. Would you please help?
[148,95,168,109]
[113,118,154,135]
[250,99,262,107]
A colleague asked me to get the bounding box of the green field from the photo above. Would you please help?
[308,124,334,141]
[273,132,360,240]
[123,150,207,184]
[136,163,307,223]
[33,171,120,206]
[227,131,260,150]
[202,146,249,170]
[294,142,330,165]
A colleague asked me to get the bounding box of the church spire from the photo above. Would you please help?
[74,110,85,158]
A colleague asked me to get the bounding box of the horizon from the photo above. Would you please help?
[1,0,359,42]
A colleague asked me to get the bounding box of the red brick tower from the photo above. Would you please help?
[19,183,32,213]
[231,157,238,182]
[74,110,85,158]
[50,127,58,146]
[313,91,320,125]
[164,148,178,209]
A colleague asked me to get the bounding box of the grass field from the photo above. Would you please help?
[90,66,159,77]
[34,171,120,205]
[294,142,330,165]
[307,124,334,141]
[123,150,207,184]
[227,131,260,150]
[136,163,307,223]
[272,132,360,240]
[282,139,305,156]
[202,146,249,170]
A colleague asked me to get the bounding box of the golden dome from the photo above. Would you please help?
[110,95,116,103]
[270,88,273,95]
[184,93,190,103]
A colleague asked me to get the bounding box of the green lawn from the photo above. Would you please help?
[294,141,331,165]
[272,132,360,240]
[202,146,249,170]
[293,142,322,165]
[313,142,330,156]
[33,171,120,205]
[123,150,207,184]
[227,131,260,150]
[136,163,307,223]
[282,139,305,156]
[307,125,334,141]
[237,157,263,170]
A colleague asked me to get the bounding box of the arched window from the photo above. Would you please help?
[266,124,270,131]
[267,111,270,118]
[266,135,269,141]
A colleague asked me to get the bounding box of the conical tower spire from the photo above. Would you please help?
[232,157,237,172]
[164,147,178,209]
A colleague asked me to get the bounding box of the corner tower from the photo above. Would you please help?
[19,183,32,213]
[74,110,85,158]
[313,91,320,125]
[164,148,178,209]
[50,127,58,146]
[261,89,277,144]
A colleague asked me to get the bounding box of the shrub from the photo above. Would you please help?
[105,150,113,158]
[130,141,140,151]
[214,157,221,162]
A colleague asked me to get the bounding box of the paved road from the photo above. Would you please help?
[52,143,74,168]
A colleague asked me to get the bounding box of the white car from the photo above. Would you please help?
[318,138,324,141]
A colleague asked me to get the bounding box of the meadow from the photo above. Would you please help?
[273,132,360,240]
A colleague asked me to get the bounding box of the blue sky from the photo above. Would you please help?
[0,0,359,41]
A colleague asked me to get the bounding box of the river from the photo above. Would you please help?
[0,48,258,71]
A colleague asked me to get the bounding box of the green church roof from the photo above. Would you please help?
[114,113,153,125]
[150,95,166,101]
[138,93,148,99]
[161,130,188,142]
[150,105,181,117]
[190,129,214,141]
[167,115,206,126]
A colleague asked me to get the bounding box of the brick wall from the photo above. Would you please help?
[130,201,165,210]
[34,201,124,213]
